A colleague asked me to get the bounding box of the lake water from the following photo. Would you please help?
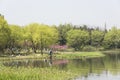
[2,53,120,80]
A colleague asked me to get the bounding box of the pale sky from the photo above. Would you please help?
[0,0,120,29]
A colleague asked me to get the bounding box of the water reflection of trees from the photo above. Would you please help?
[3,60,49,68]
[67,54,120,77]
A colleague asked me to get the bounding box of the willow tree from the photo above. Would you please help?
[23,23,39,53]
[0,14,11,53]
[8,25,23,54]
[33,24,58,54]
[24,23,58,54]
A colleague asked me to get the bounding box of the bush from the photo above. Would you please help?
[82,46,105,51]
[64,48,75,52]
[97,47,105,51]
[82,46,96,51]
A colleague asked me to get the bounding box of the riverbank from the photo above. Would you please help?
[0,51,105,61]
[56,52,105,59]
[102,49,120,54]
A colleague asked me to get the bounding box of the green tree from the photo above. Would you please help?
[24,23,40,53]
[24,23,58,54]
[0,14,11,53]
[8,25,23,54]
[103,27,120,49]
[91,30,105,48]
[67,29,89,50]
[34,24,58,54]
[57,24,73,45]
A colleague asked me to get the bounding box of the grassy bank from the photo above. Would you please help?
[55,52,105,59]
[0,54,49,61]
[0,65,77,80]
[102,49,120,54]
[0,51,105,61]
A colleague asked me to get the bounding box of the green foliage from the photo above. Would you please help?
[1,14,120,52]
[64,48,75,52]
[57,24,73,45]
[82,46,104,51]
[24,23,58,53]
[67,29,89,50]
[103,27,120,49]
[9,25,24,48]
[91,30,105,46]
[82,46,96,51]
[0,15,11,51]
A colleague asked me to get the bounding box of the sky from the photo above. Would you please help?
[0,0,120,29]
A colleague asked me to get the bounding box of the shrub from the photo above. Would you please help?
[64,48,75,52]
[82,46,96,51]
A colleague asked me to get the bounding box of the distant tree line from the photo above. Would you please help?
[0,14,120,54]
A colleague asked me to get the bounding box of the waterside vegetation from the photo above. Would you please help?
[0,66,77,80]
[0,52,105,61]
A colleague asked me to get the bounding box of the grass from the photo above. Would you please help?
[102,49,120,54]
[55,52,105,59]
[0,51,105,61]
[0,65,78,80]
[0,54,49,61]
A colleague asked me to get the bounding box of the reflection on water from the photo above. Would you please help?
[74,53,120,80]
[76,72,120,80]
[2,53,120,80]
[3,59,69,69]
[3,60,49,68]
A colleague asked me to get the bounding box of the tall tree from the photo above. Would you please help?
[103,27,120,49]
[24,23,58,54]
[57,24,73,45]
[0,14,11,53]
[67,29,89,50]
[8,25,23,54]
[91,30,105,48]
